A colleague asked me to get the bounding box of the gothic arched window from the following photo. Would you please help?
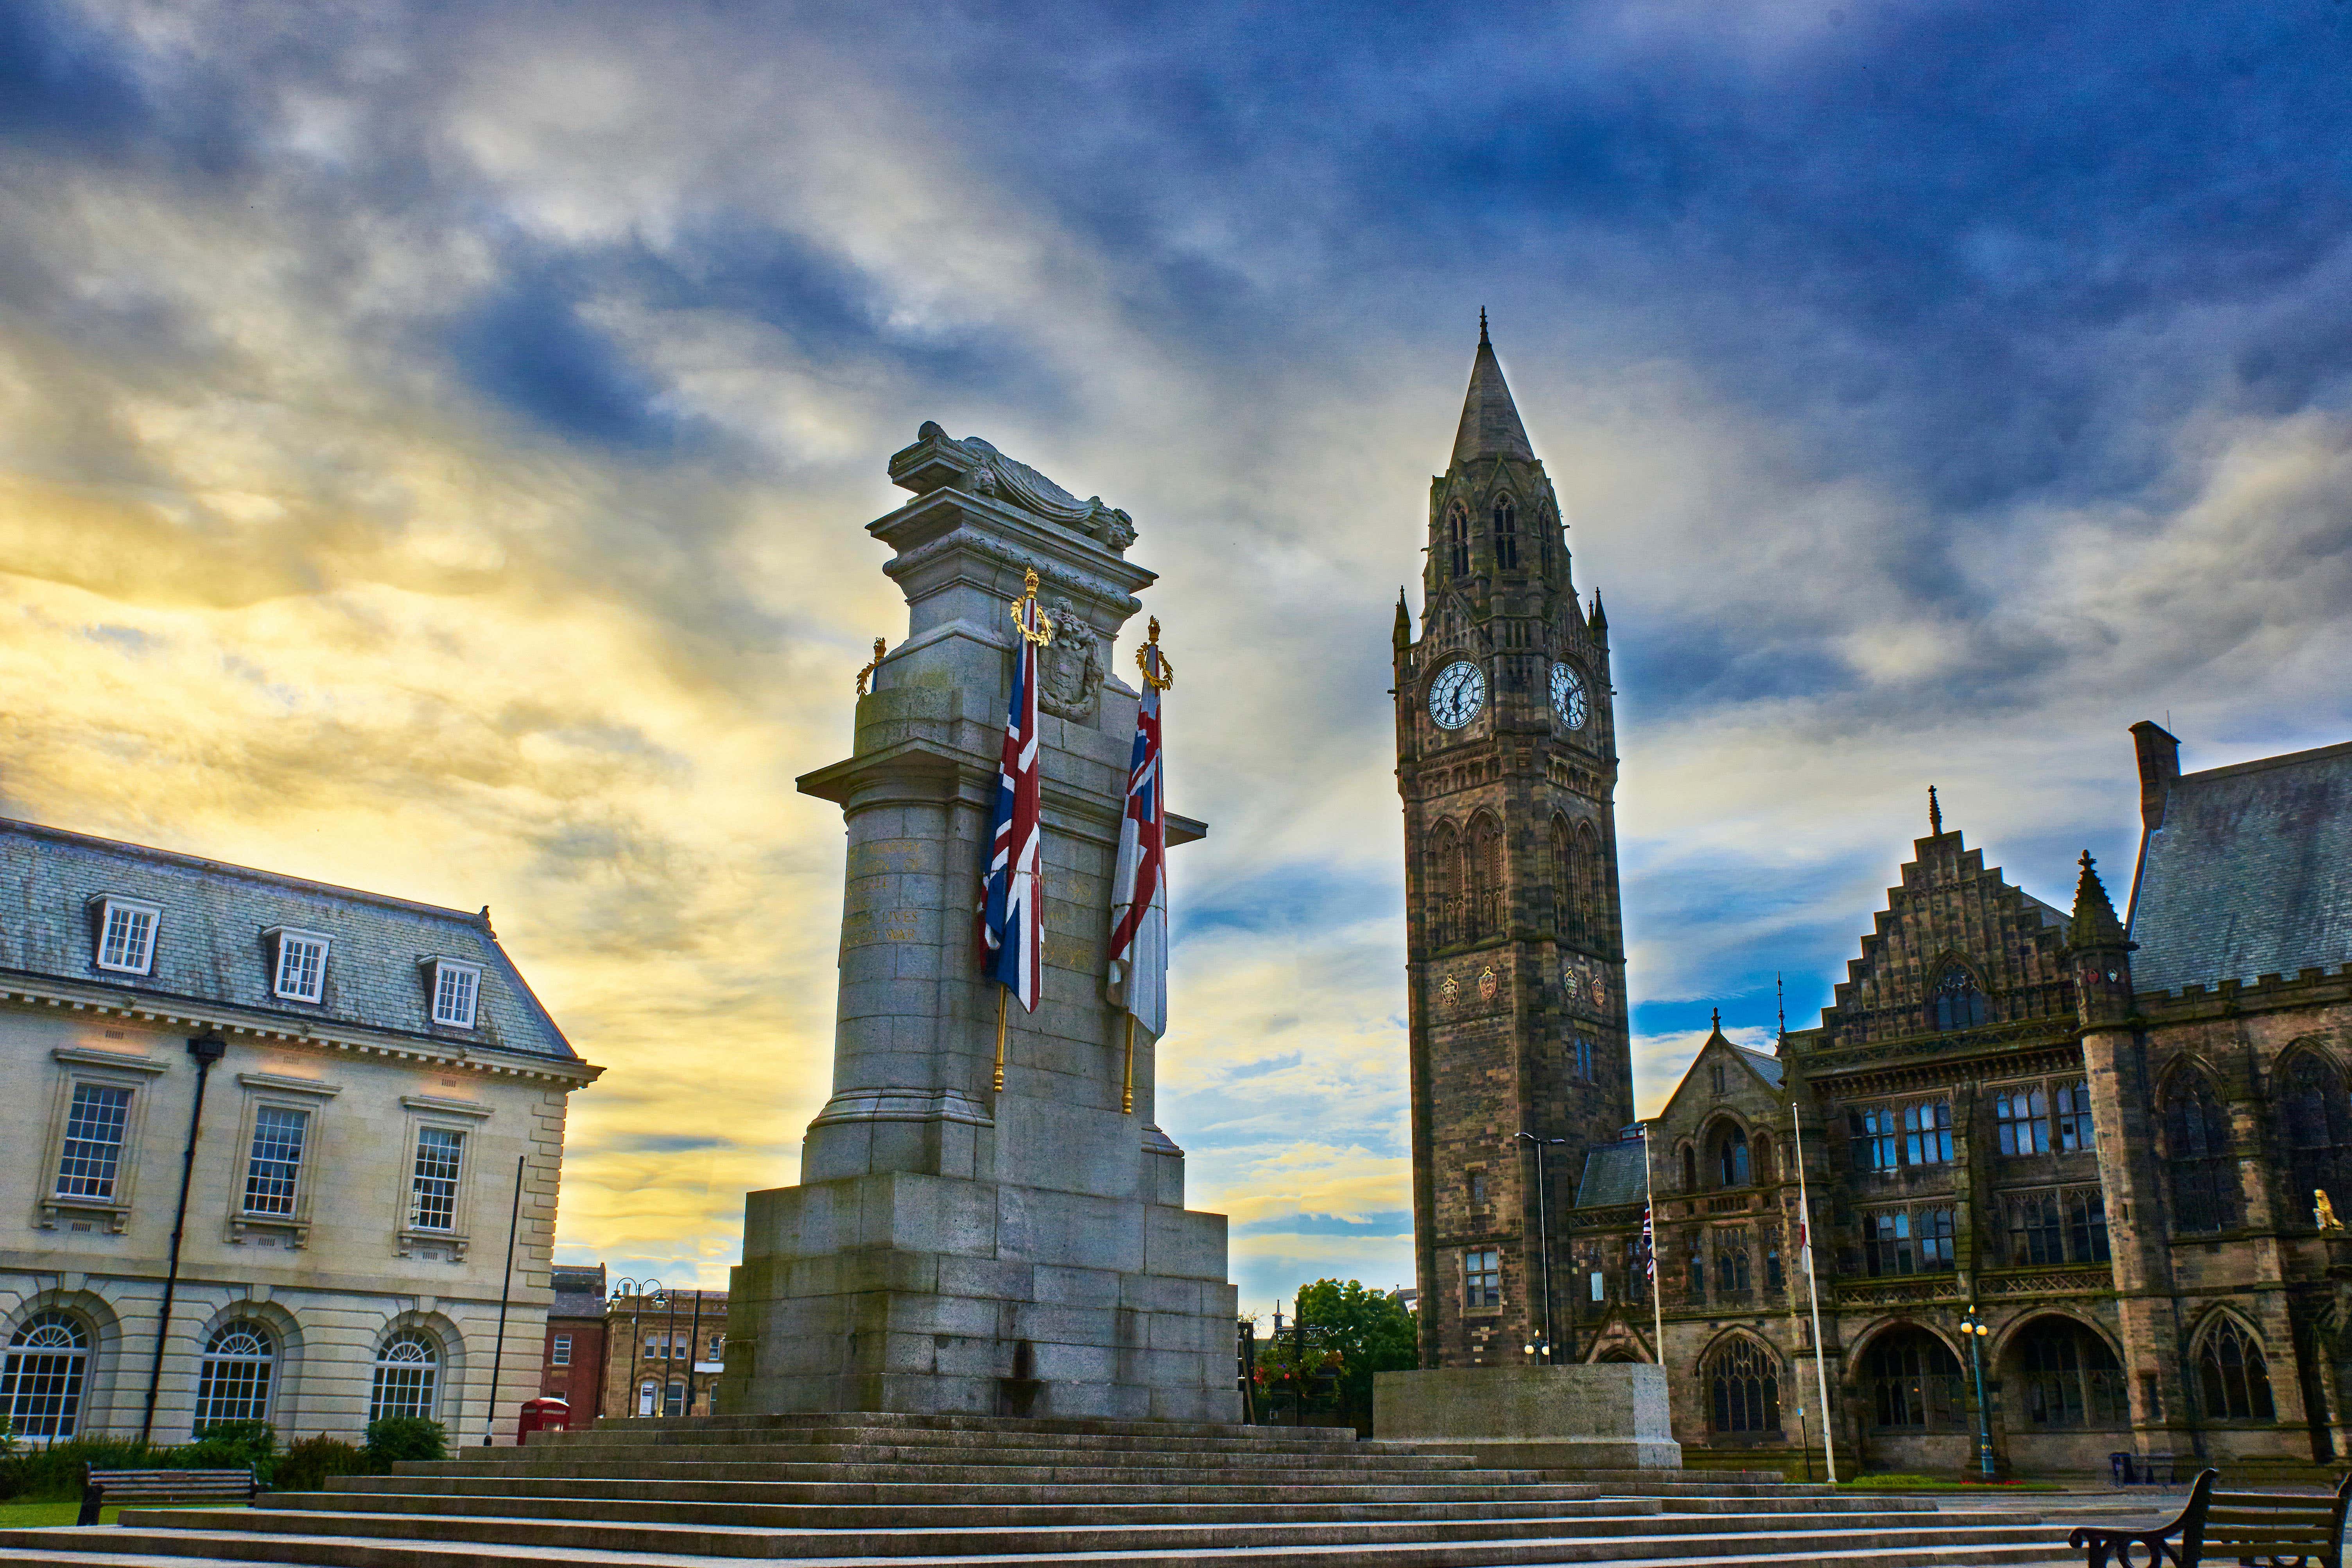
[1468,816,1504,939]
[1574,822,1607,946]
[1446,504,1470,578]
[1429,822,1465,947]
[2281,1054,2352,1226]
[1715,1125,1751,1188]
[1931,966,1987,1030]
[2166,1071,2241,1234]
[1680,1144,1698,1192]
[1548,818,1574,939]
[2015,1318,2125,1428]
[1705,1337,1780,1434]
[2,1310,91,1438]
[1713,1232,1752,1297]
[1752,1131,1775,1185]
[195,1320,276,1430]
[2198,1317,2276,1421]
[1492,496,1519,571]
[1864,1328,1963,1430]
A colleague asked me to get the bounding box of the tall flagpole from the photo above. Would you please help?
[1790,1091,1838,1484]
[1643,1124,1665,1366]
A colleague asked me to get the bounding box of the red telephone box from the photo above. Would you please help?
[516,1395,572,1444]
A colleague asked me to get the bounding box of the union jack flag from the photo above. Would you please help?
[1641,1205,1655,1281]
[1107,638,1169,1034]
[978,587,1047,1011]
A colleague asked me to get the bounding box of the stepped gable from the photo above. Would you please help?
[2128,733,2352,994]
[0,1410,2081,1567]
[1796,817,2076,1057]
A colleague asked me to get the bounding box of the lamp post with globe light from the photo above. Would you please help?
[1959,1306,1997,1480]
[1515,1133,1570,1364]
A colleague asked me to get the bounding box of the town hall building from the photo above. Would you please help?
[1399,326,2352,1478]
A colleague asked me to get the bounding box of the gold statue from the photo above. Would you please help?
[854,638,887,697]
[2317,1189,2344,1231]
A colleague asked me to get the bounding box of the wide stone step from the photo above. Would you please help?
[342,1475,1618,1505]
[458,1440,1491,1472]
[268,1488,1943,1527]
[87,1505,2051,1560]
[532,1424,1374,1457]
[394,1459,1569,1486]
[0,1520,2081,1568]
[590,1411,1359,1443]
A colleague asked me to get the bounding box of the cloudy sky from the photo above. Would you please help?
[5,0,2350,1311]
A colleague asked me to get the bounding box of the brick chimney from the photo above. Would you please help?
[2130,721,2179,830]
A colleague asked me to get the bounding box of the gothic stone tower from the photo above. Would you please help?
[1396,324,1633,1368]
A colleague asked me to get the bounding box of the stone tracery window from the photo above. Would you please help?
[1931,966,1987,1030]
[1714,1125,1751,1188]
[1704,1336,1780,1435]
[2196,1316,2276,1421]
[1429,822,1465,947]
[1446,504,1470,577]
[1492,495,1518,571]
[1865,1327,1963,1430]
[2165,1071,2241,1234]
[2014,1318,2125,1428]
[2280,1053,2352,1225]
[1467,816,1504,940]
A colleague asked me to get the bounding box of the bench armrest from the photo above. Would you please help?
[2067,1468,2214,1568]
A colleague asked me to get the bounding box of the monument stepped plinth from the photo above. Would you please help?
[2,1410,2085,1566]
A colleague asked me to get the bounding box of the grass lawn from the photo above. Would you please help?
[0,1499,250,1528]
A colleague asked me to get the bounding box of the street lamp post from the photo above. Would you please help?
[1959,1306,1997,1480]
[611,1278,665,1419]
[1515,1134,1570,1364]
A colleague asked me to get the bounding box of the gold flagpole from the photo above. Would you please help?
[1122,1016,1136,1114]
[993,987,1009,1093]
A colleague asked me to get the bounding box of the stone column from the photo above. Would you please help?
[721,425,1239,1422]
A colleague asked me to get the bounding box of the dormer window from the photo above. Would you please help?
[269,929,330,1003]
[430,960,482,1029]
[94,898,161,975]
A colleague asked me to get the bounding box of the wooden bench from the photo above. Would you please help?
[2070,1468,2352,1568]
[77,1466,257,1527]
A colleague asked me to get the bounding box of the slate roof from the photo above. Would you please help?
[1735,1046,1786,1086]
[0,816,577,1063]
[2129,739,2352,995]
[1575,1137,1651,1208]
[1452,332,1537,466]
[550,1263,608,1320]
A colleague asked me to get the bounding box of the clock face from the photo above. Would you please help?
[1550,661,1588,730]
[1428,659,1486,729]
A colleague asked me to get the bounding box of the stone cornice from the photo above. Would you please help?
[0,974,601,1089]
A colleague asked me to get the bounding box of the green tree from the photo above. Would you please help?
[1289,1278,1419,1412]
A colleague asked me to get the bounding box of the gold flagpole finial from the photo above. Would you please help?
[1136,616,1174,690]
[855,637,887,697]
[1010,567,1054,645]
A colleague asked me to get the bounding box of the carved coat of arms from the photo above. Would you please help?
[1038,595,1103,720]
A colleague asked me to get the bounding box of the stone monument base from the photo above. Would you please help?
[1372,1364,1682,1469]
[721,1168,1240,1423]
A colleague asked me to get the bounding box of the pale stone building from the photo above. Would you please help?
[0,817,600,1446]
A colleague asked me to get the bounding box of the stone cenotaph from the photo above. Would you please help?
[717,425,1241,1422]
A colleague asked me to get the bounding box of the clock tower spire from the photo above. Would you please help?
[1395,324,1631,1369]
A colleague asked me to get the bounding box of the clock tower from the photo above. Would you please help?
[1395,321,1632,1369]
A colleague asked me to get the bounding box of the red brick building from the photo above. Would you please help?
[540,1263,609,1419]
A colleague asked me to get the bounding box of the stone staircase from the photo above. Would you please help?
[1,1411,2085,1566]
